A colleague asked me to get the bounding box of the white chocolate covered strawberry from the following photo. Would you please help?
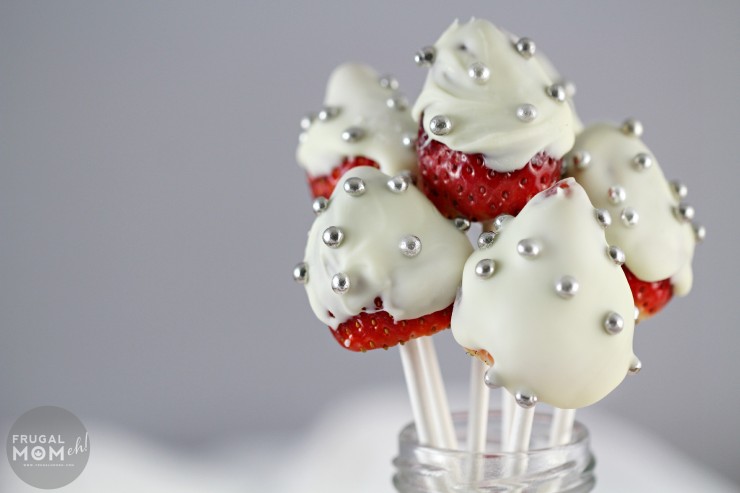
[297,63,418,199]
[565,121,702,319]
[451,179,638,409]
[410,18,578,221]
[295,166,472,351]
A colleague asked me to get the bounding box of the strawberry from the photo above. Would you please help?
[416,126,562,222]
[623,266,673,320]
[307,156,380,199]
[466,349,494,366]
[329,297,452,352]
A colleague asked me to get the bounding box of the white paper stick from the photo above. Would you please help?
[465,358,491,484]
[505,405,535,453]
[417,337,458,450]
[539,408,578,493]
[467,358,490,453]
[501,404,536,482]
[549,408,576,447]
[501,388,516,451]
[399,340,439,446]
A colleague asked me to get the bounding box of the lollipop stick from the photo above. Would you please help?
[418,336,458,449]
[501,388,516,450]
[549,408,576,447]
[467,358,490,453]
[501,404,536,481]
[465,358,490,483]
[505,404,535,453]
[399,339,440,446]
[540,408,577,493]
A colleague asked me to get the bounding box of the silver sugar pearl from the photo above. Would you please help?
[628,358,642,375]
[633,153,653,171]
[399,235,422,257]
[517,238,542,258]
[607,245,626,265]
[478,231,497,249]
[429,115,452,136]
[514,37,536,59]
[608,185,627,204]
[571,151,592,170]
[401,133,416,149]
[621,118,643,137]
[603,311,625,335]
[693,223,706,243]
[483,367,502,389]
[378,74,399,90]
[595,208,612,228]
[468,62,491,83]
[317,106,340,121]
[673,203,695,223]
[545,83,567,102]
[322,226,345,248]
[414,46,436,67]
[621,207,640,227]
[343,177,366,196]
[312,196,329,215]
[387,175,410,193]
[300,113,316,130]
[563,80,577,98]
[453,217,471,232]
[331,273,350,294]
[670,180,688,200]
[516,104,538,122]
[492,214,514,233]
[386,95,408,111]
[555,275,579,299]
[292,262,308,284]
[515,391,538,409]
[634,306,640,321]
[341,126,365,143]
[475,259,496,279]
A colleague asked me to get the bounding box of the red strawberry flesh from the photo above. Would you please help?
[307,156,380,199]
[330,297,453,352]
[416,125,562,221]
[623,266,673,320]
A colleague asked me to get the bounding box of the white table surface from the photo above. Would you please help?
[2,387,737,492]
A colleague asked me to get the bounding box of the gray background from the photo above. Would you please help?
[1,0,739,486]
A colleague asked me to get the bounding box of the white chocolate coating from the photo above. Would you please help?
[451,179,636,409]
[296,63,418,178]
[565,123,696,295]
[303,166,473,330]
[534,48,584,134]
[411,19,576,172]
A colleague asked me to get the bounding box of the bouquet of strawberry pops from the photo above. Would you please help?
[292,17,703,471]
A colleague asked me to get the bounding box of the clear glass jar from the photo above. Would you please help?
[393,411,595,492]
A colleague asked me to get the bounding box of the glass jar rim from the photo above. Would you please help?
[393,409,596,492]
[397,410,590,457]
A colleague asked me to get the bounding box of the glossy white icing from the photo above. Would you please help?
[411,19,576,172]
[565,123,696,295]
[302,166,473,330]
[534,46,584,134]
[296,63,418,178]
[451,179,636,409]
